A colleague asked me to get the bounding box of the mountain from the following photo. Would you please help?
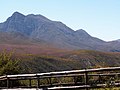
[107,39,120,52]
[0,12,120,52]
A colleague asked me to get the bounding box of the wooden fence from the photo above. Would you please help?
[1,67,120,89]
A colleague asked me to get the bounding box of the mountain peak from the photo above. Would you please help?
[75,29,90,36]
[6,11,25,22]
[76,29,86,32]
[115,39,120,42]
[7,11,25,22]
[27,14,51,22]
[12,11,25,17]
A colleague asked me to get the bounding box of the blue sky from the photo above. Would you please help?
[1,0,120,41]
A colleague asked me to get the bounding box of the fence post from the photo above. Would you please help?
[37,76,40,88]
[49,77,52,86]
[74,76,77,85]
[84,70,88,90]
[6,76,9,88]
[29,79,31,87]
[85,71,88,85]
[99,75,101,83]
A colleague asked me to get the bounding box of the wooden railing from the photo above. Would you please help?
[1,67,120,89]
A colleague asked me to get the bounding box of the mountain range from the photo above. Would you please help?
[0,12,120,52]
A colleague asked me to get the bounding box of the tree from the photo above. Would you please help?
[0,50,20,75]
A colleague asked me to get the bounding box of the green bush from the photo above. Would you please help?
[0,50,20,75]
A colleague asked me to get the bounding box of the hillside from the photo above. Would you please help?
[0,48,120,74]
[62,50,120,68]
[18,50,120,73]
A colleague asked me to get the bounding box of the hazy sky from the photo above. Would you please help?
[1,0,120,41]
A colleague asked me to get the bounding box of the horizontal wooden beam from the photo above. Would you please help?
[0,67,120,80]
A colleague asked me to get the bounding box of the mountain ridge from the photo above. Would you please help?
[0,12,120,52]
